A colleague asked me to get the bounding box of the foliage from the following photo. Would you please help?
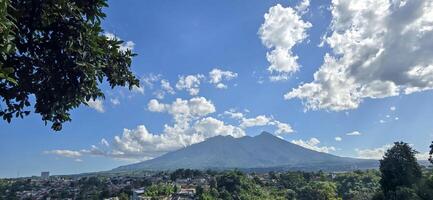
[170,168,203,181]
[0,0,17,84]
[379,142,422,197]
[199,171,275,200]
[118,192,129,200]
[0,0,139,130]
[297,181,340,200]
[143,183,176,197]
[334,170,381,200]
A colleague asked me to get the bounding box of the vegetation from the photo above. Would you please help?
[142,183,177,197]
[170,168,203,181]
[2,142,433,200]
[0,0,139,131]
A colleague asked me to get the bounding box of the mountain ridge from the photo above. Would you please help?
[113,132,378,172]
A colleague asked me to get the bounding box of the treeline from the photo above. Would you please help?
[196,141,433,200]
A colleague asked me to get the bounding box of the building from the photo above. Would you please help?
[132,188,145,200]
[41,172,49,179]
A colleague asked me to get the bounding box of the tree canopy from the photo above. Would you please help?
[379,142,422,199]
[0,0,139,131]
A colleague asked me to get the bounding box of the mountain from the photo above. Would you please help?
[113,132,378,172]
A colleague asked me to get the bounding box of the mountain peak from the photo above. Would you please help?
[256,131,275,138]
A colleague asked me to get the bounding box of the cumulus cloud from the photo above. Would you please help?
[259,3,312,81]
[148,99,166,112]
[291,138,336,153]
[346,131,362,136]
[85,99,105,113]
[176,74,205,95]
[335,137,342,141]
[147,97,216,126]
[208,68,238,89]
[240,115,272,128]
[355,144,393,159]
[223,109,294,135]
[269,120,294,135]
[222,109,245,120]
[285,0,433,111]
[194,117,245,138]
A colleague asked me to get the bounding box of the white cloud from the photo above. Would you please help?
[346,131,362,136]
[270,120,294,135]
[176,74,205,96]
[194,117,245,138]
[110,98,120,106]
[240,115,272,128]
[154,79,175,99]
[142,74,162,88]
[285,0,433,111]
[355,144,393,159]
[223,109,245,120]
[148,99,166,112]
[86,99,105,113]
[295,0,310,15]
[209,68,238,89]
[44,150,82,158]
[161,79,175,94]
[223,109,294,135]
[148,97,216,125]
[259,4,312,81]
[335,137,342,141]
[101,138,109,147]
[291,138,336,153]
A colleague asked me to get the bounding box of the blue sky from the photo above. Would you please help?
[2,0,433,178]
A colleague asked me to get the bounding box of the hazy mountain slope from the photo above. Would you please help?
[114,132,377,171]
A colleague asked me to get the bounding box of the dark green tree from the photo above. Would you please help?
[0,0,139,130]
[379,142,422,198]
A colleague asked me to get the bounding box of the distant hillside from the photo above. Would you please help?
[113,132,378,172]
